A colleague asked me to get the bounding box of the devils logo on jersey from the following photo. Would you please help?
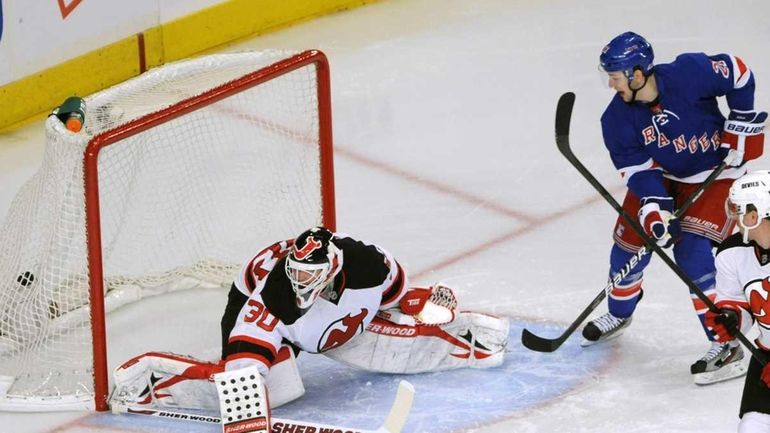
[746,279,770,328]
[318,309,368,352]
[293,235,323,260]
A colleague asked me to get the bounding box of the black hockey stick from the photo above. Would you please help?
[534,92,766,363]
[521,92,729,353]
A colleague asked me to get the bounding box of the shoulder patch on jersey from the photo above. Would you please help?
[757,248,770,267]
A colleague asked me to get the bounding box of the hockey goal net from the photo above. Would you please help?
[0,50,335,411]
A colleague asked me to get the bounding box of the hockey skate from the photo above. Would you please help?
[690,342,747,385]
[581,312,632,347]
[110,359,153,407]
[453,312,509,369]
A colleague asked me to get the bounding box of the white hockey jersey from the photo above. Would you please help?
[714,233,770,350]
[224,234,408,376]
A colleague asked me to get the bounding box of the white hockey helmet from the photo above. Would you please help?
[726,170,770,242]
[285,226,343,309]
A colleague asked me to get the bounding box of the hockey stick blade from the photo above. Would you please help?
[521,328,565,353]
[112,380,415,433]
[521,289,607,352]
[554,91,575,139]
[380,380,415,433]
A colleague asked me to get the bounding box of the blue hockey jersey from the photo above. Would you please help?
[601,52,757,200]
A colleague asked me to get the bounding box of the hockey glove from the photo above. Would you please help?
[704,305,742,343]
[759,347,770,387]
[762,363,770,388]
[399,284,458,326]
[638,197,681,248]
[754,346,770,388]
[720,110,767,167]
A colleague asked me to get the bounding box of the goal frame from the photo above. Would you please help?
[83,50,336,411]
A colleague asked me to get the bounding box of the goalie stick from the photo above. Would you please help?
[111,379,415,433]
[520,92,731,353]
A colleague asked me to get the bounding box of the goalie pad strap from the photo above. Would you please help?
[110,347,303,413]
[326,312,508,373]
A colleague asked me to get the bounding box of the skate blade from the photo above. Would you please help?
[693,360,748,386]
[580,328,627,347]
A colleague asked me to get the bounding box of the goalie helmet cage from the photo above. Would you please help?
[0,50,335,412]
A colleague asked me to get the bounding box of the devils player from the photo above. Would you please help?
[704,171,770,432]
[583,31,766,384]
[111,227,508,415]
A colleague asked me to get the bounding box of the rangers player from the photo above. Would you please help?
[111,227,508,414]
[584,31,766,385]
[705,171,770,432]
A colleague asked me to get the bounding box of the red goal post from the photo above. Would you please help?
[0,50,335,411]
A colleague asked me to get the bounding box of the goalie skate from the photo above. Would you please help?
[110,352,223,410]
[691,342,747,386]
[451,312,509,368]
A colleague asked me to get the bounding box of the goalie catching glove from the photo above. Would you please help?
[397,283,458,326]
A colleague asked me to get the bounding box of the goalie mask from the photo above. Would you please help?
[726,170,770,242]
[285,227,343,309]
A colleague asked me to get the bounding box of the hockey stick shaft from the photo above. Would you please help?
[521,92,729,353]
[550,92,765,364]
[111,379,415,433]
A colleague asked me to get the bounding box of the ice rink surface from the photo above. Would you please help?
[2,0,770,431]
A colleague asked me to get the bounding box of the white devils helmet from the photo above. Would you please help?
[285,226,343,309]
[726,170,770,242]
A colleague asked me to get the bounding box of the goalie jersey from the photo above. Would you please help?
[713,233,770,350]
[223,235,408,377]
[601,52,757,200]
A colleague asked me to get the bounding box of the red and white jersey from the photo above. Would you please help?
[713,233,770,350]
[223,233,409,376]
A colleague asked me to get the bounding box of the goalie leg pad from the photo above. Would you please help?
[110,347,303,411]
[111,352,222,410]
[264,346,305,407]
[214,365,270,433]
[325,311,509,373]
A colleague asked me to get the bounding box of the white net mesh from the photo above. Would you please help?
[0,51,331,410]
